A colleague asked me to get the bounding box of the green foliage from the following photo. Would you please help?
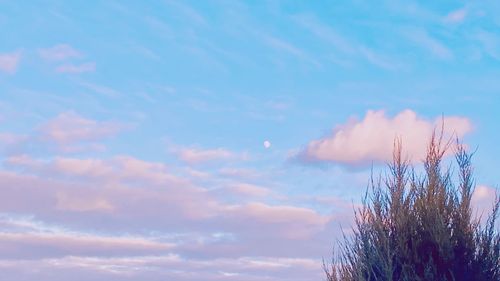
[325,135,500,281]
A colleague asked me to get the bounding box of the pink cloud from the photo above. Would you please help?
[0,51,21,74]
[228,183,271,197]
[225,202,329,239]
[2,154,333,242]
[0,232,172,256]
[6,155,181,186]
[56,62,95,73]
[2,155,217,222]
[299,109,472,166]
[55,192,114,212]
[471,185,498,222]
[52,157,115,178]
[0,216,173,258]
[38,112,122,152]
[0,254,323,281]
[38,44,81,61]
[0,112,125,154]
[0,152,353,281]
[230,202,327,225]
[6,155,112,180]
[0,133,28,146]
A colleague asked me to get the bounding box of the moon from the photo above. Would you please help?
[263,140,271,149]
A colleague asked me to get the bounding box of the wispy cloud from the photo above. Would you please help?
[403,28,453,60]
[79,81,120,98]
[39,44,81,61]
[358,46,402,70]
[476,29,500,61]
[0,216,173,258]
[260,33,320,67]
[226,183,272,197]
[0,112,121,155]
[39,112,122,147]
[225,202,329,239]
[263,35,304,57]
[56,62,96,73]
[294,14,355,55]
[0,254,322,281]
[295,15,402,70]
[37,44,95,74]
[218,167,261,179]
[164,0,206,26]
[143,16,173,38]
[175,146,243,164]
[0,51,21,74]
[0,112,125,154]
[444,8,467,24]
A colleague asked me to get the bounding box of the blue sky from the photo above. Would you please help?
[0,1,499,280]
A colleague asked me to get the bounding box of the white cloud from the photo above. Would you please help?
[299,109,472,166]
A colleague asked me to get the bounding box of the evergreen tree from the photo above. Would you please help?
[325,134,500,281]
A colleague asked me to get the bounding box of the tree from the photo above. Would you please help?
[325,134,500,281]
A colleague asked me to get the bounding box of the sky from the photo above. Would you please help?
[0,1,500,280]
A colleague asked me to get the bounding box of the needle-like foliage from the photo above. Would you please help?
[325,134,500,281]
